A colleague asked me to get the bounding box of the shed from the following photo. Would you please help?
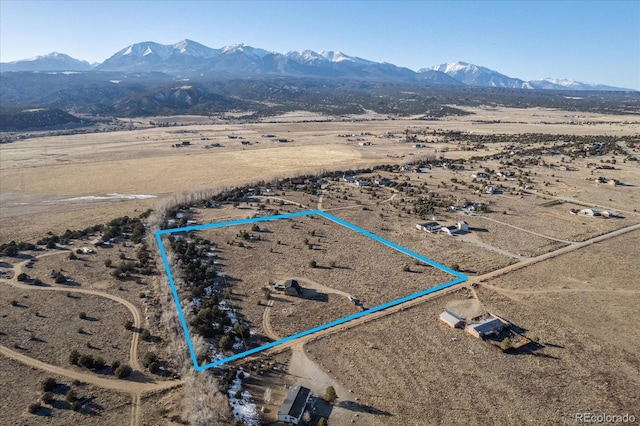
[439,311,465,329]
[284,279,301,296]
[278,386,311,424]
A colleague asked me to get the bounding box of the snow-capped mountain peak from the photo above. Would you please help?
[318,50,373,64]
[221,43,271,59]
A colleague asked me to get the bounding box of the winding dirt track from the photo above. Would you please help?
[0,251,182,425]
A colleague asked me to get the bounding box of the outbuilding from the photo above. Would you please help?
[284,279,302,296]
[439,311,465,329]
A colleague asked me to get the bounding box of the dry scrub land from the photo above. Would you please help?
[187,213,454,343]
[1,107,639,425]
[305,231,640,425]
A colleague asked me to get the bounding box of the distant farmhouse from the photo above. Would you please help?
[278,385,311,424]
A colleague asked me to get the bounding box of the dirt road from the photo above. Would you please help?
[0,250,183,426]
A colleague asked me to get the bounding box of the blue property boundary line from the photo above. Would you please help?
[155,209,468,371]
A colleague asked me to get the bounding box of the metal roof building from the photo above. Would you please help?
[278,385,311,424]
[439,311,465,329]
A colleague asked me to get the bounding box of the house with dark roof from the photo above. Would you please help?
[278,385,311,424]
[465,316,510,339]
[284,279,302,296]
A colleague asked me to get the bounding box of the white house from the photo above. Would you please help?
[457,221,469,232]
[278,386,311,424]
[416,222,442,233]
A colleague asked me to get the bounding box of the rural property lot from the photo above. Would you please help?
[159,210,462,369]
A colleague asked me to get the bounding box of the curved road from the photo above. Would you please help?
[0,250,183,425]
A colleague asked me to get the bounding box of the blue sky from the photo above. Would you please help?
[1,0,638,89]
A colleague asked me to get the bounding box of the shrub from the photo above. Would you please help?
[28,402,41,414]
[41,392,54,404]
[501,337,512,351]
[308,260,317,268]
[93,356,106,370]
[142,351,158,368]
[54,273,67,284]
[114,364,132,379]
[104,259,112,268]
[450,263,461,272]
[140,329,151,341]
[69,350,80,365]
[33,278,42,286]
[70,400,81,411]
[79,312,87,320]
[323,386,338,403]
[68,252,78,260]
[149,362,160,374]
[65,389,77,402]
[78,354,95,369]
[10,300,19,306]
[46,240,57,249]
[124,320,133,330]
[17,273,28,282]
[219,334,233,351]
[111,360,121,371]
[318,418,327,426]
[41,377,56,392]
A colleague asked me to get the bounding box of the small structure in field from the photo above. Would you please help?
[283,279,302,296]
[439,311,465,329]
[278,385,311,424]
[579,208,600,216]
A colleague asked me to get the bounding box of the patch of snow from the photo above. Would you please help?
[143,46,153,56]
[228,369,259,426]
[192,297,202,310]
[123,45,133,56]
[232,337,244,350]
[59,193,156,202]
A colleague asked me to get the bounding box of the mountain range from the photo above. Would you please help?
[1,39,633,91]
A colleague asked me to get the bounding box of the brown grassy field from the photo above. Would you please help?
[2,107,639,425]
[304,230,640,425]
[189,213,453,343]
[0,357,131,425]
[0,284,132,369]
